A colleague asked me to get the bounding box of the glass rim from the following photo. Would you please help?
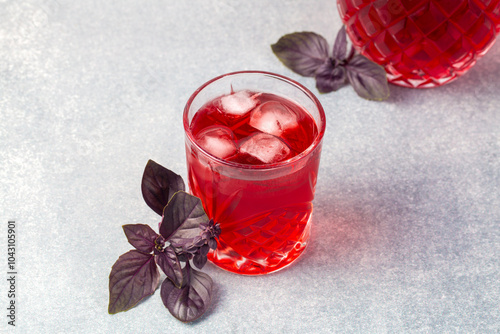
[183,70,326,170]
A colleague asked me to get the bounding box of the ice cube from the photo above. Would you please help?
[249,101,299,136]
[195,125,238,159]
[219,90,258,117]
[239,133,292,164]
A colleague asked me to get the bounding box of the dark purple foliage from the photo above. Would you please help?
[141,159,185,216]
[109,160,220,322]
[271,26,389,100]
[161,263,213,323]
[332,26,348,60]
[108,250,159,314]
[160,191,209,249]
[271,31,329,77]
[315,61,346,93]
[155,246,184,288]
[345,55,390,101]
[123,224,158,253]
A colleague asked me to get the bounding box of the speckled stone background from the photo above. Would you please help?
[1,0,499,333]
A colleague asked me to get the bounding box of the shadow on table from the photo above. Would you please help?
[298,173,450,274]
[300,195,384,272]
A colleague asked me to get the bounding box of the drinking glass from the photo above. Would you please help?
[183,71,326,275]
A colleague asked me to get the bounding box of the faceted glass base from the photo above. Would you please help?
[337,0,500,88]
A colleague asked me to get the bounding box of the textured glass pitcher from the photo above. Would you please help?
[337,0,500,87]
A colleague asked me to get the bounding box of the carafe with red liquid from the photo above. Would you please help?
[337,0,500,87]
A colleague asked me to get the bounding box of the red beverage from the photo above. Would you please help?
[337,0,500,88]
[183,72,325,275]
[190,92,318,164]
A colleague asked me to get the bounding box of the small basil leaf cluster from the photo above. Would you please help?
[108,160,220,323]
[271,26,389,101]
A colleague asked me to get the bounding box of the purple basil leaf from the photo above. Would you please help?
[155,246,183,288]
[347,45,356,62]
[192,244,210,269]
[200,244,210,257]
[160,191,209,248]
[193,253,208,270]
[208,238,217,250]
[161,264,213,323]
[122,224,158,253]
[271,32,329,77]
[141,159,185,216]
[192,235,205,248]
[177,253,189,262]
[332,26,347,61]
[345,55,390,101]
[315,61,347,93]
[108,250,160,314]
